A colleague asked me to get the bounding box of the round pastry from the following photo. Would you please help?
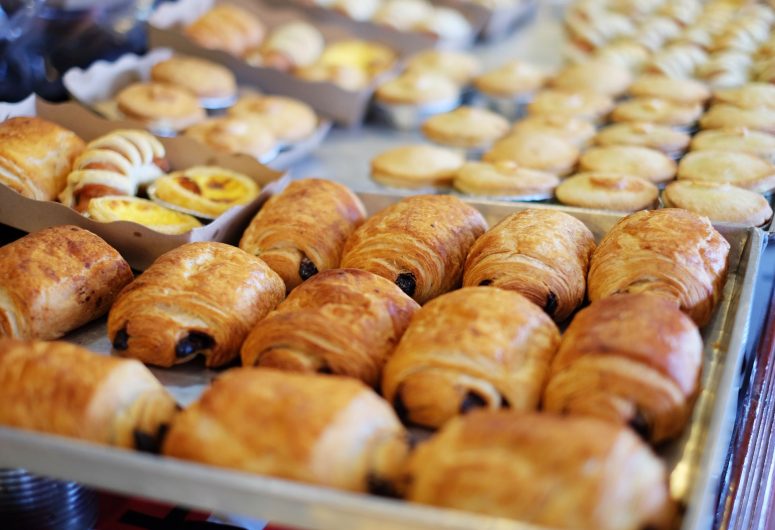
[509,115,596,148]
[628,74,711,105]
[413,7,473,44]
[579,146,677,184]
[556,172,659,212]
[677,150,775,193]
[116,82,205,133]
[690,127,775,161]
[483,132,580,176]
[314,39,396,78]
[663,181,773,227]
[713,82,775,109]
[526,89,615,123]
[550,60,633,97]
[150,56,237,101]
[371,145,464,188]
[594,40,651,73]
[473,60,547,99]
[373,0,433,31]
[184,4,265,57]
[699,104,775,134]
[453,161,560,199]
[421,106,509,149]
[295,62,370,91]
[375,71,460,105]
[184,116,276,160]
[229,94,317,143]
[610,97,703,129]
[593,122,691,159]
[405,49,480,85]
[244,22,325,71]
[87,196,202,235]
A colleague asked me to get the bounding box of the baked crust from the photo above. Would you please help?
[421,106,509,148]
[482,132,580,176]
[116,83,205,132]
[556,171,660,211]
[184,4,265,57]
[453,161,560,197]
[579,145,677,183]
[150,56,237,100]
[663,180,773,227]
[229,95,318,143]
[677,149,775,193]
[183,116,276,160]
[371,145,464,188]
[527,89,615,123]
[593,121,691,157]
[550,60,633,97]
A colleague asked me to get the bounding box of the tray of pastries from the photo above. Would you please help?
[0,179,763,530]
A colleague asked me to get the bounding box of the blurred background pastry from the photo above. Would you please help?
[453,161,560,199]
[244,22,325,72]
[578,145,677,184]
[677,150,775,193]
[421,106,509,150]
[115,82,205,134]
[663,180,774,227]
[87,196,202,235]
[556,172,660,212]
[483,131,580,176]
[371,144,464,188]
[150,55,237,106]
[405,49,480,86]
[184,116,277,162]
[230,94,318,143]
[184,4,265,57]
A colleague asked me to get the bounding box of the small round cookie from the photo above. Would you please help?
[184,116,276,160]
[371,144,464,188]
[527,89,615,123]
[663,181,773,227]
[610,97,703,129]
[556,172,659,212]
[690,128,775,162]
[229,94,317,143]
[405,49,480,85]
[593,122,691,159]
[474,60,547,99]
[421,106,509,149]
[116,82,205,133]
[483,132,580,176]
[150,56,237,101]
[628,75,711,105]
[700,104,775,134]
[509,115,596,147]
[713,82,775,109]
[579,145,677,184]
[550,60,633,98]
[375,71,460,105]
[677,150,775,193]
[453,160,560,198]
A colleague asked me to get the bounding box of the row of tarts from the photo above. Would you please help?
[0,177,731,530]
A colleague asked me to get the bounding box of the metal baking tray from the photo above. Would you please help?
[0,193,764,530]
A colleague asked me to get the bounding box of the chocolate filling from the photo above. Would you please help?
[459,391,487,413]
[478,279,493,286]
[175,331,215,359]
[366,473,400,498]
[544,291,558,317]
[133,423,170,454]
[299,256,318,281]
[395,272,416,297]
[113,327,129,351]
[628,408,652,440]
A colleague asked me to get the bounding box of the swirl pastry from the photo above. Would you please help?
[340,195,487,304]
[116,82,205,133]
[184,4,265,57]
[240,179,366,292]
[107,242,285,368]
[241,268,419,386]
[59,129,167,212]
[87,196,202,235]
[544,293,703,444]
[588,208,730,327]
[0,339,178,452]
[0,225,133,340]
[463,209,596,322]
[405,411,673,530]
[383,288,560,429]
[163,368,408,494]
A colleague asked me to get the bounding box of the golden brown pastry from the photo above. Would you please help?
[241,268,419,386]
[107,242,284,368]
[150,55,237,101]
[244,22,324,71]
[463,210,596,321]
[593,121,691,159]
[116,82,206,133]
[453,161,560,199]
[0,116,85,201]
[677,150,775,193]
[483,131,580,176]
[163,368,408,493]
[663,181,774,227]
[240,179,366,292]
[0,225,133,340]
[0,339,178,452]
[690,127,775,161]
[550,60,633,97]
[382,288,560,429]
[544,293,703,444]
[405,411,673,530]
[556,172,660,212]
[588,209,730,327]
[578,145,677,184]
[184,4,266,57]
[340,195,487,304]
[183,116,276,161]
[87,196,202,235]
[421,106,509,149]
[509,115,596,148]
[370,145,464,189]
[228,95,318,143]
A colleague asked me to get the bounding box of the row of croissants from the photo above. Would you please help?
[0,177,731,530]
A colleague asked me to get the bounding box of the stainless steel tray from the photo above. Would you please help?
[0,193,764,530]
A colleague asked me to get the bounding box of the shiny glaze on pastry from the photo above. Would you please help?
[383,288,560,428]
[588,208,730,326]
[463,209,595,321]
[240,179,366,292]
[184,4,265,57]
[108,242,284,368]
[87,196,202,235]
[545,293,703,444]
[241,268,419,386]
[153,166,260,217]
[340,195,487,304]
[0,226,132,340]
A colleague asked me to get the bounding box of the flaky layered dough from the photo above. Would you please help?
[463,209,595,321]
[241,269,419,386]
[405,411,673,530]
[240,179,366,292]
[340,195,487,304]
[382,288,560,428]
[587,209,730,326]
[0,340,178,451]
[163,368,408,493]
[0,225,133,340]
[544,293,703,443]
[108,242,284,368]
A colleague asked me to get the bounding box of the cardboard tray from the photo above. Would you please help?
[0,96,288,270]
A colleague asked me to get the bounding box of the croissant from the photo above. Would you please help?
[0,225,133,340]
[0,339,178,452]
[59,129,167,212]
[163,368,409,494]
[405,411,673,530]
[241,268,419,386]
[382,287,560,428]
[587,208,730,326]
[107,242,285,368]
[544,293,702,443]
[463,209,596,321]
[340,195,487,304]
[240,179,366,292]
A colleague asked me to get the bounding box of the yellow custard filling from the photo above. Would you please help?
[153,166,260,217]
[87,196,202,235]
